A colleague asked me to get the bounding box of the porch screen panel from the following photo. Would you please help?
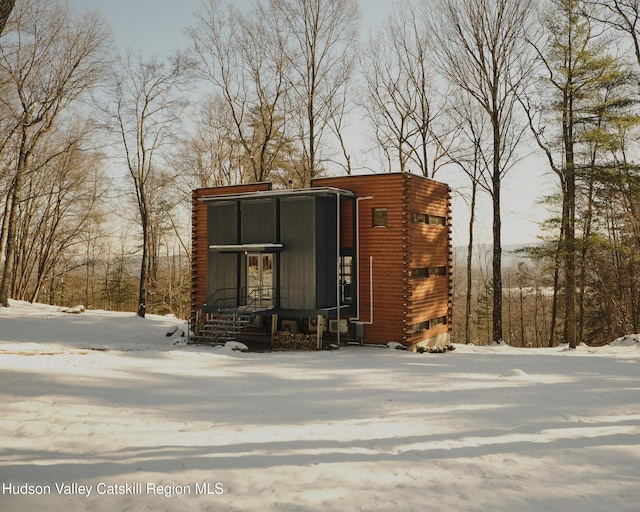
[207,202,239,309]
[241,198,277,244]
[280,197,316,310]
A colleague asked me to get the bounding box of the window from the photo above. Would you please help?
[410,267,429,278]
[373,208,387,227]
[411,266,446,278]
[340,255,353,305]
[430,265,447,276]
[428,215,446,226]
[430,315,447,326]
[411,320,430,334]
[411,212,446,226]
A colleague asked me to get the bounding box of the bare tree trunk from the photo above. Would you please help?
[0,193,12,268]
[577,177,595,344]
[549,219,564,347]
[0,0,109,307]
[0,130,29,306]
[137,220,149,318]
[518,264,526,346]
[492,168,503,342]
[465,179,477,343]
[108,52,191,317]
[430,0,530,344]
[534,275,541,347]
[275,0,358,182]
[0,0,14,35]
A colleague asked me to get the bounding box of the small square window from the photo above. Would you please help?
[411,213,427,224]
[373,208,387,227]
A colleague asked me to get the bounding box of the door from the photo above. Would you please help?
[247,253,274,307]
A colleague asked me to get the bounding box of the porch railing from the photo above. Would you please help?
[190,286,277,343]
[202,286,277,315]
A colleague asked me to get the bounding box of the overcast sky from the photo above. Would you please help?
[66,0,551,247]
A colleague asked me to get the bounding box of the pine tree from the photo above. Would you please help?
[521,0,634,346]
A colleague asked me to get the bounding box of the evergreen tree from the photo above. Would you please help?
[522,0,639,345]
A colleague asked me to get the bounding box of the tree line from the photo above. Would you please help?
[1,0,639,346]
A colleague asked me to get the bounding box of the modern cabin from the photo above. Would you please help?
[191,173,452,349]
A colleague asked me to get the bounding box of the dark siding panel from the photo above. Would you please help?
[207,253,238,309]
[280,197,316,310]
[207,202,239,306]
[340,199,354,248]
[241,199,277,243]
[191,183,272,321]
[208,202,238,245]
[315,196,338,308]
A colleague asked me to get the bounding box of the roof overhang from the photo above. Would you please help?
[208,243,284,253]
[200,186,354,203]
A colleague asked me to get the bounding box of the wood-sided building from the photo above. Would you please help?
[191,173,452,349]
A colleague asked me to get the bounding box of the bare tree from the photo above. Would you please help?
[12,125,106,303]
[445,92,489,343]
[430,0,531,343]
[584,1,640,67]
[107,51,191,317]
[188,0,294,184]
[273,0,359,184]
[0,0,109,307]
[174,96,240,186]
[362,2,449,177]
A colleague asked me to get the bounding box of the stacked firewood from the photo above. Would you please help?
[272,331,318,351]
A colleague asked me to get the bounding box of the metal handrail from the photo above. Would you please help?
[202,287,245,314]
[190,286,278,343]
[203,286,277,315]
[242,286,277,312]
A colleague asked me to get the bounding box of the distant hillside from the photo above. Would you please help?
[453,243,542,270]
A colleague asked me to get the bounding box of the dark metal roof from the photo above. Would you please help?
[199,186,355,203]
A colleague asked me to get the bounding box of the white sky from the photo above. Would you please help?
[66,0,553,247]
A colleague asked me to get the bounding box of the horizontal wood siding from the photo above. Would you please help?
[314,173,451,346]
[191,183,271,323]
[313,174,408,344]
[405,174,452,345]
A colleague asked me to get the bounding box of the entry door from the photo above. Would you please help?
[247,253,273,307]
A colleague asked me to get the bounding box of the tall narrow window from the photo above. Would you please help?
[372,208,387,227]
[340,255,353,304]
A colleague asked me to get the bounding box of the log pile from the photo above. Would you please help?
[272,331,318,351]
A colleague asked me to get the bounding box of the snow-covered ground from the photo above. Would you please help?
[1,301,639,512]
